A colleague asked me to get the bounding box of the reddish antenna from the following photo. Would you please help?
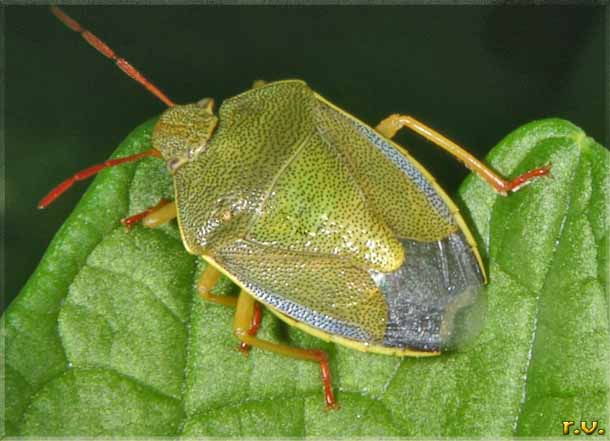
[40,7,173,209]
[50,6,175,107]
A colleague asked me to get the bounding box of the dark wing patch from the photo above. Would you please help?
[372,232,485,352]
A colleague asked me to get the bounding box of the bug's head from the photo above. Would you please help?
[39,7,221,209]
[153,98,219,174]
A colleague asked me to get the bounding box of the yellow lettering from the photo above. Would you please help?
[580,421,597,435]
[563,421,575,435]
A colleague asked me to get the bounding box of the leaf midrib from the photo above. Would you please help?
[511,135,584,434]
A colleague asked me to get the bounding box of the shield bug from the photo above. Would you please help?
[40,6,551,409]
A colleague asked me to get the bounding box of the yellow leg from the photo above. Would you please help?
[251,79,267,89]
[142,200,177,228]
[375,114,551,195]
[121,199,177,230]
[233,290,337,409]
[197,265,237,307]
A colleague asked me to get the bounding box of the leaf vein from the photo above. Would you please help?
[512,141,583,434]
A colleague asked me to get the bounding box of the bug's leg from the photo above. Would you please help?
[233,290,337,409]
[121,199,176,230]
[375,114,551,195]
[198,266,261,351]
[251,80,267,89]
[197,265,237,307]
[239,302,262,355]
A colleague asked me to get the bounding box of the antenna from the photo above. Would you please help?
[38,149,162,209]
[50,6,176,107]
[39,7,174,209]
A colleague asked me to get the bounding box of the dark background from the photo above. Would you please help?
[5,5,607,310]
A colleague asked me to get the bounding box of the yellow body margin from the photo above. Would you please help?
[201,255,439,358]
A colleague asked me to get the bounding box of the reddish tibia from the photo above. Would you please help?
[121,199,171,231]
[50,6,175,107]
[121,210,152,231]
[312,350,338,409]
[502,164,552,193]
[240,303,262,354]
[38,149,162,209]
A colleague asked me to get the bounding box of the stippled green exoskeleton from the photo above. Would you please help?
[40,6,551,408]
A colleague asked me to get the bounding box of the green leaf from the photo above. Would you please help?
[3,118,608,437]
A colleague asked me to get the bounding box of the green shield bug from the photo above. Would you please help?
[39,6,551,409]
